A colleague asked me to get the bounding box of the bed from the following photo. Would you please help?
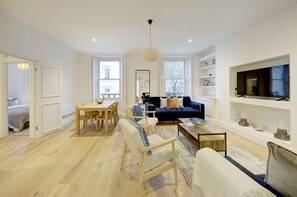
[8,105,30,132]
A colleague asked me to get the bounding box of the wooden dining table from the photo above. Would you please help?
[76,100,115,136]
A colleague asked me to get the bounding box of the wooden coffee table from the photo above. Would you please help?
[178,118,227,156]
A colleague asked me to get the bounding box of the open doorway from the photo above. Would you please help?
[7,63,30,136]
[1,54,35,138]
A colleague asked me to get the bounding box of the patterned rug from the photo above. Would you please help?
[156,124,266,186]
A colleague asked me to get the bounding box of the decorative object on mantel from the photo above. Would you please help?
[212,59,216,65]
[238,112,249,127]
[141,19,160,62]
[251,123,264,132]
[274,128,290,141]
[274,119,290,140]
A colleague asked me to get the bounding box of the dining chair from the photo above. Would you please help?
[77,104,97,130]
[126,104,158,135]
[95,103,117,130]
[119,119,178,196]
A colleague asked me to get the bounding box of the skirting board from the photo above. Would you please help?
[63,114,75,126]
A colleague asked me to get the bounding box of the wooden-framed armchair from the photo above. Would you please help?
[119,119,178,196]
[125,104,158,135]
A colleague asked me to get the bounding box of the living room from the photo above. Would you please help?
[0,0,297,196]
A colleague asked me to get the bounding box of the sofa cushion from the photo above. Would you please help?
[182,96,191,107]
[265,142,297,196]
[160,98,167,108]
[167,97,179,108]
[178,97,184,108]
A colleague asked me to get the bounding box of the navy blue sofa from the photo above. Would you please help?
[146,96,205,121]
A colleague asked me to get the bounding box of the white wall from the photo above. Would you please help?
[76,51,196,116]
[216,4,297,149]
[7,63,29,105]
[0,13,79,129]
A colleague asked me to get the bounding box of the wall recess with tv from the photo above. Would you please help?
[228,55,292,148]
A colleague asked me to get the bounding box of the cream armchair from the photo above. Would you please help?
[126,104,158,135]
[119,119,178,196]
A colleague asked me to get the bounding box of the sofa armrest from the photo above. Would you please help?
[146,103,156,110]
[189,101,205,118]
[192,148,275,197]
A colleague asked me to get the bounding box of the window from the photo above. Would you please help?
[163,59,186,96]
[92,58,123,99]
[104,68,110,79]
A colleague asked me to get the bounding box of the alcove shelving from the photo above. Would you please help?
[228,55,292,148]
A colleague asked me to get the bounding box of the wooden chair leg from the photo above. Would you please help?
[172,143,178,185]
[120,143,127,170]
[95,120,98,131]
[136,153,148,196]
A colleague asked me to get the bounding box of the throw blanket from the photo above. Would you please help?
[8,105,29,132]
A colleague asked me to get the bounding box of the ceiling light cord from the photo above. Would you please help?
[148,19,153,47]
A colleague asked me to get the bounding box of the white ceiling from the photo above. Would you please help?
[0,0,296,54]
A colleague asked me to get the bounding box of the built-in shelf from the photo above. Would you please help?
[230,122,291,146]
[230,97,291,110]
[200,86,216,88]
[200,75,216,79]
[199,52,216,97]
[199,52,215,61]
[201,64,216,70]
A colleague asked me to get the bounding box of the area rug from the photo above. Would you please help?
[156,124,266,186]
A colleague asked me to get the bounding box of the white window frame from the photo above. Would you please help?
[92,57,124,100]
[162,58,187,96]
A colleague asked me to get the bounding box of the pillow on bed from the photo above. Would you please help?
[7,97,19,106]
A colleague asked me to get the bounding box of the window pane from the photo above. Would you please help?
[164,79,184,96]
[99,80,120,98]
[100,61,120,79]
[164,60,185,78]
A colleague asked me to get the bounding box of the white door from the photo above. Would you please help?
[35,63,62,137]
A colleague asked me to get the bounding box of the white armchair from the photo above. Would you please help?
[119,119,178,196]
[126,104,158,135]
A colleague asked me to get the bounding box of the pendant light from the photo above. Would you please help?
[141,19,160,62]
[18,63,29,70]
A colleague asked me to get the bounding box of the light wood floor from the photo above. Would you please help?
[0,121,191,197]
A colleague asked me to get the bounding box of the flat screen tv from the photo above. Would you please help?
[237,64,289,99]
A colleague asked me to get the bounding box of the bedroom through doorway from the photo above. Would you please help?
[7,62,30,136]
[0,54,35,138]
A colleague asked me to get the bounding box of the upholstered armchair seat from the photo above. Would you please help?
[145,134,173,172]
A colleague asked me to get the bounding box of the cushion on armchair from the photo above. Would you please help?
[127,119,151,155]
[265,142,297,196]
[133,104,143,121]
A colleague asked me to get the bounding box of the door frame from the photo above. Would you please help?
[1,56,36,138]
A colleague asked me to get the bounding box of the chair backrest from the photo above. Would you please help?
[126,104,135,118]
[119,119,144,162]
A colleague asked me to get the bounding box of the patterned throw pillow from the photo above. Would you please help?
[127,119,151,155]
[133,104,143,122]
[167,97,179,108]
[265,142,297,196]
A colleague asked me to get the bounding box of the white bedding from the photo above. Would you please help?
[8,105,30,132]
